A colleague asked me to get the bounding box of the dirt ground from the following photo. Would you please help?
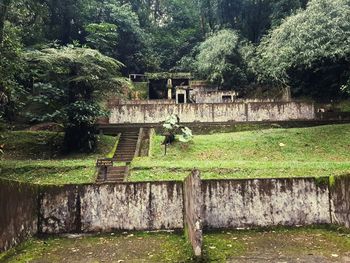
[1,228,350,263]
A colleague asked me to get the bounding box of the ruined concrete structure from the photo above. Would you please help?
[111,72,316,125]
[2,175,350,256]
[130,72,244,104]
[109,101,315,124]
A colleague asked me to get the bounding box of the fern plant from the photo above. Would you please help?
[25,45,131,152]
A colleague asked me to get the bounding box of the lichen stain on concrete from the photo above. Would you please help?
[75,182,183,232]
[39,185,79,234]
[110,102,314,124]
[330,175,350,228]
[202,178,330,229]
[0,180,38,252]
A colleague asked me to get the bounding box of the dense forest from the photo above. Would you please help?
[0,0,349,151]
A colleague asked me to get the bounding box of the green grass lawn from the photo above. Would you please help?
[0,131,117,185]
[129,124,350,181]
[1,124,350,184]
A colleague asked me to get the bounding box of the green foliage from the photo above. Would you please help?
[162,114,193,144]
[85,23,118,57]
[2,0,350,113]
[252,0,350,99]
[0,22,25,121]
[6,0,49,45]
[195,29,248,88]
[25,46,129,152]
[84,1,156,72]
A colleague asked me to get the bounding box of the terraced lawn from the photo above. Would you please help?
[129,124,350,181]
[1,124,350,184]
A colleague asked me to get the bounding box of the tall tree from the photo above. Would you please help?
[195,29,248,89]
[252,0,350,100]
[25,46,130,152]
[0,0,11,45]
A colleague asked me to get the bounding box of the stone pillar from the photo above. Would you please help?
[167,79,173,100]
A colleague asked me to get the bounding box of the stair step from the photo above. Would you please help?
[115,147,136,149]
[95,128,141,183]
[109,168,127,172]
[109,170,126,174]
[108,176,125,180]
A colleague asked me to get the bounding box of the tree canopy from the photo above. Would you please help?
[195,29,248,89]
[25,46,129,152]
[252,0,350,98]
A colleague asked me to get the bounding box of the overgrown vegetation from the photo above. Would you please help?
[251,0,350,99]
[24,46,129,153]
[1,0,350,152]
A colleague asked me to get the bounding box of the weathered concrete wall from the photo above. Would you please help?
[4,175,350,254]
[109,102,315,124]
[0,179,38,252]
[202,178,330,229]
[38,185,80,234]
[195,91,238,104]
[81,182,183,232]
[330,176,350,228]
[248,102,315,122]
[213,103,247,122]
[39,182,184,234]
[184,171,203,257]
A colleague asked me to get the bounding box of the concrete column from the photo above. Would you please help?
[184,170,203,257]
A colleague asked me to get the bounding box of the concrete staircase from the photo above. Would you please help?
[96,129,141,183]
[96,166,129,183]
[113,129,140,162]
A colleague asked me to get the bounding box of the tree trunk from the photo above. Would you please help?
[0,0,11,45]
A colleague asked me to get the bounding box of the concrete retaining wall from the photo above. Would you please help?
[202,178,330,229]
[0,179,38,252]
[38,185,80,234]
[330,176,350,228]
[39,182,184,234]
[109,102,315,124]
[2,174,350,256]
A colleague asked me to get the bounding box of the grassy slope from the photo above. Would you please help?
[0,131,117,185]
[130,124,350,181]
